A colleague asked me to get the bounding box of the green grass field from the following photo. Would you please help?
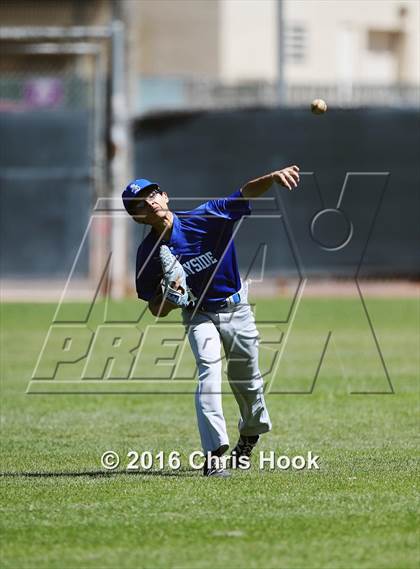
[1,297,419,569]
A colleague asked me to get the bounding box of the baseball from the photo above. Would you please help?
[311,98,328,114]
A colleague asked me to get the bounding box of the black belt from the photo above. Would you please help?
[187,292,241,313]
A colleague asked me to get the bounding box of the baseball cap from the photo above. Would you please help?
[122,178,160,214]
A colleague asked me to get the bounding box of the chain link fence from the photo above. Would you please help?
[0,33,109,282]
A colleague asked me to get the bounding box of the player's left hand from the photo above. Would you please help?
[271,165,300,190]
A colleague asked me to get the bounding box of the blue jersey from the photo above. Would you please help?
[136,189,251,305]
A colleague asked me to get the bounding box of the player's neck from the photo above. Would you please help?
[151,210,174,241]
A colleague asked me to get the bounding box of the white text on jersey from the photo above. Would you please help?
[182,251,218,276]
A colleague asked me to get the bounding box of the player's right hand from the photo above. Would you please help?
[271,165,300,190]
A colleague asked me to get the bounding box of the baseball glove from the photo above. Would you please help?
[159,245,195,308]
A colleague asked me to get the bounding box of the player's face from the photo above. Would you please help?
[131,189,170,224]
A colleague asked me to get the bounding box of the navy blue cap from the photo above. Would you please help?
[122,178,159,214]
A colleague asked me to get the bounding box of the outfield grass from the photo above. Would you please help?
[0,298,419,569]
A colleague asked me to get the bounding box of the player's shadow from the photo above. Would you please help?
[0,468,197,478]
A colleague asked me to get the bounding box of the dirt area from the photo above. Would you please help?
[1,278,418,302]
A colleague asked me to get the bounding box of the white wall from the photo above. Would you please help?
[134,0,219,76]
[219,0,278,83]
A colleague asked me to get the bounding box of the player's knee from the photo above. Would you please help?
[196,360,222,388]
[227,358,259,380]
[196,390,222,414]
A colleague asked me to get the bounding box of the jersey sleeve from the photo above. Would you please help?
[135,243,162,301]
[204,189,251,221]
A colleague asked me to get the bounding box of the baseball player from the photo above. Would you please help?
[122,166,300,476]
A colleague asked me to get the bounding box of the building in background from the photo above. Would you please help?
[129,0,420,113]
[284,1,418,86]
[283,0,420,106]
[1,0,418,114]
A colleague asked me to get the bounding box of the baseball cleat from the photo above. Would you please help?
[203,445,230,477]
[203,466,231,478]
[231,435,260,458]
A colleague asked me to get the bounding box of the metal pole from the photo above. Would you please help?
[110,19,130,299]
[0,26,112,41]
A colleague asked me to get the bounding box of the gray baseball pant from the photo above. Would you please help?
[181,282,272,454]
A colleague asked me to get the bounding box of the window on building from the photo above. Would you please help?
[285,24,307,64]
[368,30,401,53]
